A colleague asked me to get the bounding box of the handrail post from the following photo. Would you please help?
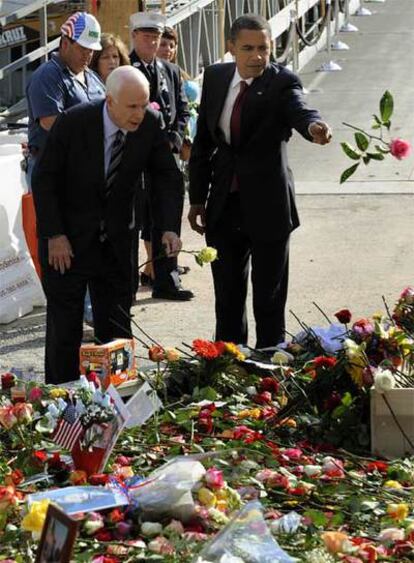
[319,0,342,71]
[39,0,48,63]
[340,0,359,32]
[331,0,349,49]
[290,9,299,73]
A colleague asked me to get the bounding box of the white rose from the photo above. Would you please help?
[271,351,290,365]
[303,465,322,478]
[141,522,163,537]
[374,369,395,393]
[246,386,257,396]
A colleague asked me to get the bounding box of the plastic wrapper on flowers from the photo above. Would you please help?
[129,456,206,522]
[194,501,295,563]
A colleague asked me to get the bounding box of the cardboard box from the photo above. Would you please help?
[80,339,137,389]
[370,388,414,459]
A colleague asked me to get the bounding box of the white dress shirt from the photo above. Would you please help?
[218,69,254,145]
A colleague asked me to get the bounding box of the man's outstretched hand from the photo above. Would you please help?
[309,121,332,145]
[188,204,206,235]
[162,231,182,256]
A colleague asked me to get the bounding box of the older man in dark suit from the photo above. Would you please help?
[129,12,192,301]
[32,66,183,384]
[189,14,332,350]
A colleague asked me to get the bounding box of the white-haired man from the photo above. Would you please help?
[32,66,184,384]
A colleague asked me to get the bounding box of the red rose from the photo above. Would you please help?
[89,473,110,486]
[253,391,272,405]
[366,460,388,474]
[108,508,124,523]
[334,308,352,324]
[94,529,113,542]
[313,356,337,370]
[33,450,48,465]
[87,371,101,388]
[1,372,15,390]
[148,346,165,362]
[115,455,133,467]
[390,138,411,160]
[260,377,280,394]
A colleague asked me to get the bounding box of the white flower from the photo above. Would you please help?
[246,386,257,396]
[378,527,405,543]
[304,548,335,563]
[141,522,163,537]
[271,351,290,365]
[303,464,322,478]
[374,368,395,393]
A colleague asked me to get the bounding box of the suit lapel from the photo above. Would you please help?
[240,65,275,147]
[210,63,236,137]
[85,101,105,193]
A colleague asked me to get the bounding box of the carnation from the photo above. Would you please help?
[196,246,218,265]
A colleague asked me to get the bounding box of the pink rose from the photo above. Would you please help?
[150,101,161,111]
[400,287,414,304]
[12,402,33,423]
[28,387,43,402]
[390,138,411,160]
[205,467,225,490]
[0,406,17,429]
[148,536,174,555]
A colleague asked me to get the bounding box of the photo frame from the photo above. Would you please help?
[35,504,78,563]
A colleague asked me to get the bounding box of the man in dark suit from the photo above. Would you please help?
[32,66,183,384]
[129,12,193,301]
[188,14,332,350]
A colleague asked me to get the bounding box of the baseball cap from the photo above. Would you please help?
[61,12,102,51]
[129,12,166,33]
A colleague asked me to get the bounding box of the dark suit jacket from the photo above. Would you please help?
[32,100,183,273]
[130,52,190,152]
[189,62,321,242]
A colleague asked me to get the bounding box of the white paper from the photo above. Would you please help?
[125,382,162,428]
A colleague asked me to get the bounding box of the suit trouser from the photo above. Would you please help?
[206,193,289,349]
[40,238,132,385]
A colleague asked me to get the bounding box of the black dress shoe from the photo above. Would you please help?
[140,272,154,287]
[152,287,194,301]
[177,265,190,275]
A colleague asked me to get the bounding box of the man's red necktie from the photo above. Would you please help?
[230,80,249,191]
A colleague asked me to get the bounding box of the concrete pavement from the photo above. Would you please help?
[1,0,413,377]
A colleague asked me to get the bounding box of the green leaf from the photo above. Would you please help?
[330,512,345,526]
[341,142,361,160]
[341,392,353,407]
[380,91,393,123]
[355,132,369,152]
[366,152,385,161]
[304,509,328,527]
[372,114,382,127]
[340,163,360,184]
[363,155,371,165]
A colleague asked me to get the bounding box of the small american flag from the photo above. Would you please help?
[52,403,83,451]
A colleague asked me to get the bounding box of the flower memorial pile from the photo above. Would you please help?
[0,287,414,562]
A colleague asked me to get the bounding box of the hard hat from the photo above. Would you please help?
[61,12,102,51]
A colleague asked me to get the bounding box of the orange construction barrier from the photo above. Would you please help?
[22,193,41,279]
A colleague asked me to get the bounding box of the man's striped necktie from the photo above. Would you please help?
[100,130,126,241]
[105,129,126,197]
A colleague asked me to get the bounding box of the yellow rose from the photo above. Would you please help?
[164,347,181,362]
[321,531,349,554]
[224,342,245,361]
[198,487,217,508]
[49,388,67,399]
[216,499,227,512]
[21,500,51,534]
[384,480,403,490]
[387,503,409,521]
[196,247,218,265]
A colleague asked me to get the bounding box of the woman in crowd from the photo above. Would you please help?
[90,33,130,82]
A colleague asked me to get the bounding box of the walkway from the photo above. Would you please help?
[1,0,413,376]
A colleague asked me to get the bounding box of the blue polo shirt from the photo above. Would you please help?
[26,53,105,151]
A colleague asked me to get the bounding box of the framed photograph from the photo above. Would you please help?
[35,504,78,563]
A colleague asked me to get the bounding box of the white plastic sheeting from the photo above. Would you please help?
[0,130,45,323]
